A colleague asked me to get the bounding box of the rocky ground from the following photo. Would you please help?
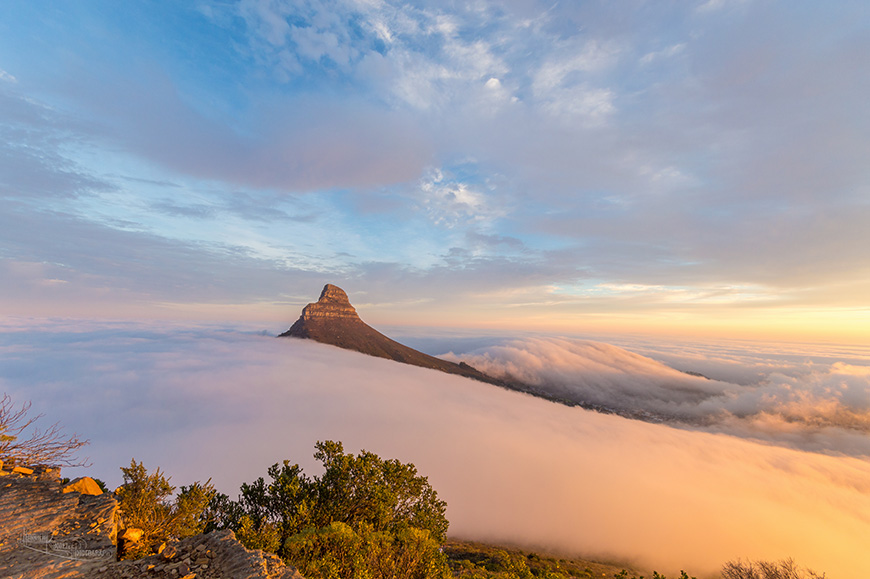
[0,464,302,579]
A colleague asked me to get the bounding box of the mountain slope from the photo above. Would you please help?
[279,284,500,385]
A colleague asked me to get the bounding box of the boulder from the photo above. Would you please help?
[62,476,104,495]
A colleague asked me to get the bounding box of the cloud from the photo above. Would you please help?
[4,1,870,332]
[1,321,870,578]
[417,168,504,229]
[443,335,870,456]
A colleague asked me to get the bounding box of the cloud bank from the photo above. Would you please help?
[2,320,869,577]
[442,336,870,456]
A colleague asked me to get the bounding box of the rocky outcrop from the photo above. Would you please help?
[287,284,361,325]
[279,284,503,385]
[0,466,118,578]
[90,530,303,579]
[0,467,303,579]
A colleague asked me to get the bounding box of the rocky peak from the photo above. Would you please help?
[278,284,504,387]
[318,284,350,304]
[297,284,360,322]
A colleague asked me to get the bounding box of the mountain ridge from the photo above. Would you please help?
[279,284,502,385]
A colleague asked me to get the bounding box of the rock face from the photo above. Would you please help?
[0,466,119,578]
[279,284,502,385]
[0,467,303,579]
[284,284,361,329]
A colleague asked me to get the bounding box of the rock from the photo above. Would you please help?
[0,470,305,578]
[0,469,119,578]
[63,476,104,495]
[284,284,361,325]
[12,466,34,475]
[122,527,144,542]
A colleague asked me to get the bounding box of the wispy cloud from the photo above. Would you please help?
[2,2,870,335]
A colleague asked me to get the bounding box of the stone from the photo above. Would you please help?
[1,471,305,578]
[62,476,104,495]
[122,527,144,542]
[12,466,34,475]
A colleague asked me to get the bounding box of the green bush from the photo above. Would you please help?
[227,440,451,578]
[115,459,215,558]
[285,521,450,579]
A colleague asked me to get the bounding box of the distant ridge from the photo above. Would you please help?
[279,284,501,385]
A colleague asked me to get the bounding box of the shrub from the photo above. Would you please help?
[284,521,450,579]
[721,558,825,579]
[116,459,215,558]
[230,440,451,578]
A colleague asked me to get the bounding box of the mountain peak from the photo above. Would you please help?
[278,284,501,386]
[318,283,351,304]
[295,284,359,323]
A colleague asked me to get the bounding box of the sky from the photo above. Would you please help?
[2,1,870,341]
[3,321,870,577]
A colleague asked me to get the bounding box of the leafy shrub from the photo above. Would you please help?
[225,440,451,578]
[285,521,450,579]
[116,459,215,558]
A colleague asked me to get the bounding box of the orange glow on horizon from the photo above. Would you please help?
[6,296,869,346]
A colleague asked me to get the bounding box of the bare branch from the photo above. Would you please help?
[0,393,90,468]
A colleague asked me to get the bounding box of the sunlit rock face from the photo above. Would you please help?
[279,284,500,385]
[293,284,360,323]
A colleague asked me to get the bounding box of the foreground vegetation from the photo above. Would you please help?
[2,395,827,579]
[118,440,451,578]
[443,540,638,578]
[115,441,826,579]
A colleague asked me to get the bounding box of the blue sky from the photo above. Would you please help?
[2,1,869,340]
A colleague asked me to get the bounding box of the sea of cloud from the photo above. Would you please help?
[438,334,870,457]
[2,319,870,578]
